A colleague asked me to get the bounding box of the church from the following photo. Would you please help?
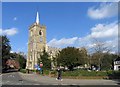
[26,12,61,70]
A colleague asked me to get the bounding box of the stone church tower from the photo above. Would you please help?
[26,12,47,70]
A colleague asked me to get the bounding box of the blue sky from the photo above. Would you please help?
[2,2,118,54]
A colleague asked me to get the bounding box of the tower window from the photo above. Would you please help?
[39,30,43,36]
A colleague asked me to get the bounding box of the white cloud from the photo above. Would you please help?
[88,3,118,19]
[90,21,118,39]
[47,21,118,53]
[87,38,118,51]
[87,43,96,48]
[47,37,78,48]
[13,17,17,21]
[79,21,118,53]
[105,39,118,49]
[0,28,18,36]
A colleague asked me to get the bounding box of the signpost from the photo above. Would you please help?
[34,62,43,74]
[40,62,43,74]
[40,63,43,67]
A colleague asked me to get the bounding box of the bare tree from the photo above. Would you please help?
[92,39,111,53]
[91,38,111,70]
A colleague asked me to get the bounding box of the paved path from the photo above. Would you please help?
[2,72,44,85]
[19,72,120,85]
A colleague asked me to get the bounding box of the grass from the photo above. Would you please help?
[62,70,108,76]
[19,69,26,73]
[43,69,57,76]
[19,69,36,73]
[19,68,120,79]
[49,70,120,79]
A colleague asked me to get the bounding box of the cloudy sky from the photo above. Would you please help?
[2,2,118,54]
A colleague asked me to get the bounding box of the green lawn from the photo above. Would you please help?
[49,70,120,79]
[19,69,120,79]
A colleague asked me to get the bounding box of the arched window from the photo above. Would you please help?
[39,30,43,36]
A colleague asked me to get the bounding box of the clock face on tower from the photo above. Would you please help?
[40,37,43,42]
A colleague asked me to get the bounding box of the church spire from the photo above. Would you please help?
[36,11,39,24]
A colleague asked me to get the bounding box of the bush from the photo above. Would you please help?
[61,70,120,79]
[62,70,79,76]
[42,69,57,77]
[62,70,108,77]
[50,71,57,74]
[43,69,50,75]
[107,70,120,79]
[20,69,26,73]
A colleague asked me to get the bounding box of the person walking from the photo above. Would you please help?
[56,67,62,81]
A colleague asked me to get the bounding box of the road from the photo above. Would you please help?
[1,71,120,86]
[2,72,44,85]
[20,72,120,85]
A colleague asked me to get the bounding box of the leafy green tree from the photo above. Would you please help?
[1,35,11,68]
[79,47,89,65]
[15,53,26,69]
[10,52,26,69]
[57,47,87,70]
[38,49,51,69]
[101,53,118,70]
[91,52,118,70]
[10,52,18,59]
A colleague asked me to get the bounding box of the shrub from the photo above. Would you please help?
[43,69,50,75]
[50,71,57,74]
[20,69,26,73]
[62,70,108,77]
[107,70,120,79]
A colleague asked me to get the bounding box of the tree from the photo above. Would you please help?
[56,47,87,70]
[10,52,26,69]
[15,53,26,69]
[92,39,110,53]
[101,53,118,70]
[10,52,18,59]
[1,35,11,68]
[91,53,100,68]
[79,47,89,65]
[38,49,51,69]
[91,39,111,70]
[90,52,112,70]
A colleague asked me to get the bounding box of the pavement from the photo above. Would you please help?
[19,72,120,85]
[2,72,44,85]
[1,71,120,86]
